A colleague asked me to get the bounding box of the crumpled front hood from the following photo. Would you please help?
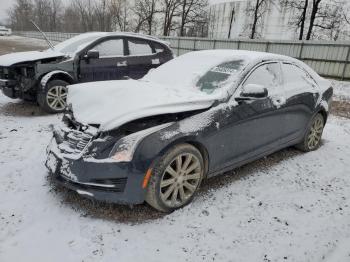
[0,50,65,66]
[67,79,221,131]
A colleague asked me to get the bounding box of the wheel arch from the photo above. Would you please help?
[39,70,75,91]
[156,137,210,179]
[317,108,328,124]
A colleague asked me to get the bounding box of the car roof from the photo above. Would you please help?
[182,49,297,63]
[77,32,170,46]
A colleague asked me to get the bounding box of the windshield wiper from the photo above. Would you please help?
[30,20,55,51]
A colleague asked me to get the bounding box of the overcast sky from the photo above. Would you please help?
[0,0,230,25]
[0,0,14,24]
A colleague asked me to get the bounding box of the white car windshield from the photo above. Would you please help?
[54,34,102,54]
[144,52,247,93]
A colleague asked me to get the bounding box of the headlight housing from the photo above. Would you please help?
[109,123,173,162]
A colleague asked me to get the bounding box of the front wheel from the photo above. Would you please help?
[296,113,325,152]
[37,79,69,113]
[145,144,205,213]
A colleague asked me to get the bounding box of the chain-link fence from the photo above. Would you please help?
[14,31,350,80]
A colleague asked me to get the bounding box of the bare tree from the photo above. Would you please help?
[282,0,348,40]
[312,0,348,40]
[162,0,181,36]
[133,0,159,35]
[62,5,83,32]
[49,0,63,31]
[179,0,208,36]
[5,0,214,38]
[72,0,96,32]
[280,0,308,40]
[8,0,34,31]
[33,0,52,31]
[305,0,322,39]
[109,0,130,31]
[246,0,271,39]
[94,0,111,31]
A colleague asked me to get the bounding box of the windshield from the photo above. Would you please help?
[54,34,102,54]
[196,60,245,94]
[144,52,246,93]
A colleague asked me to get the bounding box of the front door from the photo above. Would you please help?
[79,38,128,82]
[207,62,288,172]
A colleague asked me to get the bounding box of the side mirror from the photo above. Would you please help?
[85,49,99,60]
[240,84,268,98]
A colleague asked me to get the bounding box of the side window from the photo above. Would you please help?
[128,39,153,56]
[152,42,165,54]
[282,63,315,89]
[93,39,124,57]
[243,63,281,93]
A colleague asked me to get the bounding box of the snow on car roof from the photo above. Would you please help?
[184,49,295,63]
[58,31,169,47]
[53,31,170,55]
[145,49,322,88]
[144,50,290,87]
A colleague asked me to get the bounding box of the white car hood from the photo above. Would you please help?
[68,80,221,131]
[0,50,65,66]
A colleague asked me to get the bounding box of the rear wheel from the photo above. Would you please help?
[37,79,69,113]
[146,144,205,213]
[296,113,325,152]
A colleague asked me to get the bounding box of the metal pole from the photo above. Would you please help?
[299,41,304,59]
[341,45,350,80]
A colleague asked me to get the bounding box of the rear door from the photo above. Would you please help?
[125,38,160,79]
[79,37,128,82]
[281,63,318,140]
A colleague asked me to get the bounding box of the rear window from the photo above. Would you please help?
[282,63,316,88]
[152,42,165,53]
[128,39,153,56]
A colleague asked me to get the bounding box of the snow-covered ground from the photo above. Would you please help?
[0,93,350,261]
[0,35,51,47]
[0,35,57,56]
[333,81,350,101]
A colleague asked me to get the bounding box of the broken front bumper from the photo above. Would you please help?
[45,137,147,205]
[0,79,19,98]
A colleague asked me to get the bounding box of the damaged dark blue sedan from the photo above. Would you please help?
[46,50,333,212]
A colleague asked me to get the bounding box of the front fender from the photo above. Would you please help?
[134,128,206,174]
[39,70,75,91]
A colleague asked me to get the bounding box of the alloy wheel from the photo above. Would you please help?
[160,153,202,208]
[46,85,68,111]
[307,115,324,150]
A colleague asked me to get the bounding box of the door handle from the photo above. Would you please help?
[117,61,128,67]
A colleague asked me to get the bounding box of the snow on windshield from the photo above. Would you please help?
[54,33,106,54]
[197,60,246,94]
[144,51,248,91]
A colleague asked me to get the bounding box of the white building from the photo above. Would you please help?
[208,0,350,40]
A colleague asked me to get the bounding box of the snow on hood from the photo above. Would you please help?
[68,79,222,131]
[0,50,65,67]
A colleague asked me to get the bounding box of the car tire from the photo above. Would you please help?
[296,113,325,152]
[145,143,205,213]
[37,79,69,114]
